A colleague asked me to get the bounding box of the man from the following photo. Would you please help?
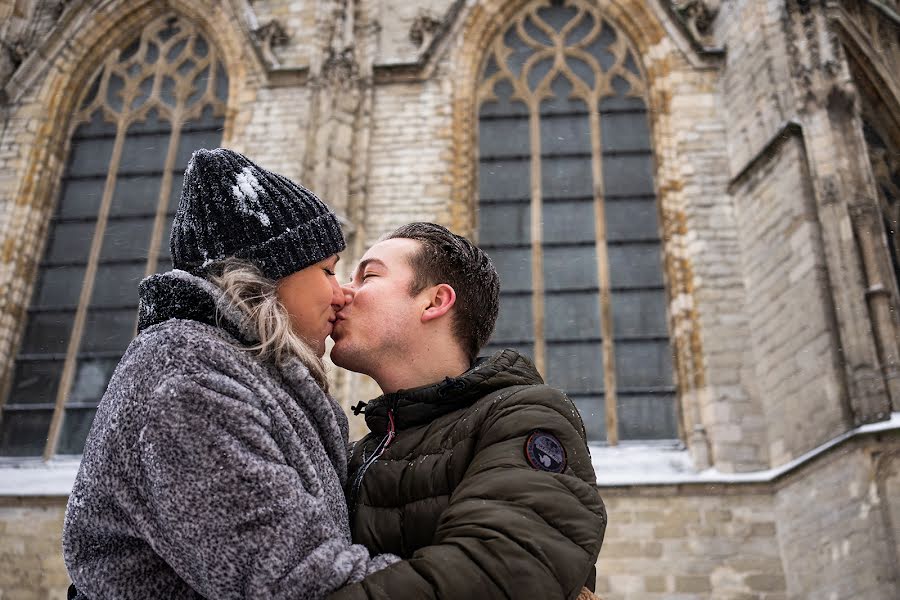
[328,223,606,599]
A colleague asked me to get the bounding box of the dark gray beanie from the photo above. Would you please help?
[170,148,346,280]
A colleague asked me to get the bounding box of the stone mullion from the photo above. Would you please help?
[527,101,546,377]
[589,104,618,445]
[144,111,182,278]
[43,118,128,459]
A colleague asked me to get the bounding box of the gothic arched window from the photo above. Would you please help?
[476,0,676,443]
[0,14,228,457]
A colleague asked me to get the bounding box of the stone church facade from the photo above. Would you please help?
[1,0,899,598]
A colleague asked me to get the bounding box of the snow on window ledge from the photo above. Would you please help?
[0,457,80,497]
[1,414,898,496]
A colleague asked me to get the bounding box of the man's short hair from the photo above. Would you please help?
[386,222,499,362]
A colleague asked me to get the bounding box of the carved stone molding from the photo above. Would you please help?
[783,0,852,112]
[671,0,721,47]
[250,19,289,69]
[409,11,441,51]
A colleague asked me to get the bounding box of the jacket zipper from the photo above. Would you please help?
[347,409,396,523]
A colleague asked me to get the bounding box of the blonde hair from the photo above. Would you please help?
[208,258,328,391]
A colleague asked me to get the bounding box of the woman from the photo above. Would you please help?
[62,148,396,599]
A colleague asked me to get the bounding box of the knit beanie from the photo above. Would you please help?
[170,148,346,280]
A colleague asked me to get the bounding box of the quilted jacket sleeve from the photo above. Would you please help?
[135,367,395,599]
[328,386,607,600]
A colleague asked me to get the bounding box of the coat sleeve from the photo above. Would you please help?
[136,368,396,599]
[328,387,607,600]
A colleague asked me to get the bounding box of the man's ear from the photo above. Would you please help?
[421,283,456,322]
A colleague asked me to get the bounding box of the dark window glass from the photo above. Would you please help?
[477,3,676,442]
[545,342,604,394]
[34,266,86,308]
[19,312,75,355]
[0,410,53,456]
[57,408,98,455]
[1,17,228,456]
[7,361,64,406]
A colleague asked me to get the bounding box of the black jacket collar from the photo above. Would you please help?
[137,270,254,345]
[363,349,544,435]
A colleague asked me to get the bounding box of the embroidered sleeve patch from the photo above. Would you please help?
[524,430,567,473]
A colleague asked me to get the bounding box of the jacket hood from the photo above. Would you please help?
[363,349,543,434]
[137,269,256,344]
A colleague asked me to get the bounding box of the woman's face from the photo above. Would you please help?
[276,255,345,356]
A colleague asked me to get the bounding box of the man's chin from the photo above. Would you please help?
[329,341,367,374]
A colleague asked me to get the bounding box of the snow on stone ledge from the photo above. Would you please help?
[1,414,898,495]
[0,458,80,496]
[592,412,900,487]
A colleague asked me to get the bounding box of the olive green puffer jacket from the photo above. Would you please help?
[329,349,607,600]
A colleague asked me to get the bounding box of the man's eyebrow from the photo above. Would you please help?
[353,258,386,277]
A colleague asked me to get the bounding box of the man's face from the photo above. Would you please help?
[330,237,425,374]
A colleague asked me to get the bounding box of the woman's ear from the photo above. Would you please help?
[421,284,456,322]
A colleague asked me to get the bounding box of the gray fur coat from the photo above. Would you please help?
[62,270,396,599]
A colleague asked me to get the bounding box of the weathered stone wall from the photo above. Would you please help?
[0,497,69,600]
[598,489,786,599]
[730,133,848,467]
[773,435,900,599]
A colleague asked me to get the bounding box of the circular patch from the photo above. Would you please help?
[524,430,567,473]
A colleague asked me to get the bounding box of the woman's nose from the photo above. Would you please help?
[337,282,355,307]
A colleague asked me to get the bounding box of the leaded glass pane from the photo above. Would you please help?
[69,359,119,404]
[543,245,598,291]
[544,291,601,341]
[98,218,155,261]
[34,266,86,308]
[487,247,533,292]
[57,408,98,455]
[0,410,53,456]
[110,175,162,217]
[491,294,535,344]
[67,138,116,178]
[615,339,673,389]
[607,242,665,289]
[539,112,592,155]
[602,154,656,196]
[44,221,95,264]
[479,118,531,158]
[542,199,595,244]
[571,396,606,442]
[81,308,139,353]
[118,132,170,174]
[545,342,604,394]
[57,179,105,219]
[480,159,530,200]
[7,361,63,406]
[600,110,652,153]
[542,156,593,199]
[20,312,74,355]
[617,394,677,440]
[479,202,530,247]
[90,264,145,307]
[605,197,659,241]
[611,289,669,338]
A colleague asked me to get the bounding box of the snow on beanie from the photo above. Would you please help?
[170,148,346,281]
